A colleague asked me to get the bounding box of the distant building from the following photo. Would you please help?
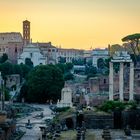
[83,50,92,63]
[18,44,46,66]
[57,48,83,63]
[33,42,58,64]
[0,32,23,63]
[92,48,109,67]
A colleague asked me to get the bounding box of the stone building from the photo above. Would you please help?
[57,48,83,63]
[88,76,109,94]
[92,48,109,67]
[83,50,92,63]
[18,44,46,66]
[33,42,58,64]
[0,32,23,63]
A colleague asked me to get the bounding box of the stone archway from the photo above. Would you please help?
[65,117,74,129]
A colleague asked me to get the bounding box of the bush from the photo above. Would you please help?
[99,101,125,112]
[99,101,137,112]
[5,88,10,101]
[55,107,70,112]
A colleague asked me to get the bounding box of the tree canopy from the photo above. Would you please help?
[85,65,97,79]
[122,33,140,60]
[0,53,8,63]
[25,65,64,103]
[25,58,33,68]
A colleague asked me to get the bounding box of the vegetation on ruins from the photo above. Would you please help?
[98,101,137,112]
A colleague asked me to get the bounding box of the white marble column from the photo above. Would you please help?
[129,62,134,100]
[119,63,124,101]
[109,62,113,100]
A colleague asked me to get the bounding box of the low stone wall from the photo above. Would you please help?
[84,114,114,129]
[121,109,140,129]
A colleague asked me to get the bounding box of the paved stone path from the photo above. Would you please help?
[17,104,53,140]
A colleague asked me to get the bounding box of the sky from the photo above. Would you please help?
[0,0,140,49]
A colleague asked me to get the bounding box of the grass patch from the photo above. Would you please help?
[86,131,95,140]
[57,130,76,140]
[56,130,95,140]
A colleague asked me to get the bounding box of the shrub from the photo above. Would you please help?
[99,101,137,112]
[55,107,70,112]
[99,101,125,112]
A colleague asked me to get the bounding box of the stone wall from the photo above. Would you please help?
[84,114,114,129]
[122,110,140,129]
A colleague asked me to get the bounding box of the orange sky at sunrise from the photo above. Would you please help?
[0,0,140,49]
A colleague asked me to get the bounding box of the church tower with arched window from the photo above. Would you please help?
[23,20,30,46]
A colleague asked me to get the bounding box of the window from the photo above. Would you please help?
[15,47,17,53]
[104,79,106,84]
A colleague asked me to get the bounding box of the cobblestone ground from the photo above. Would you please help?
[17,104,53,140]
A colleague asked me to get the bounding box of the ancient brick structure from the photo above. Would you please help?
[0,32,23,63]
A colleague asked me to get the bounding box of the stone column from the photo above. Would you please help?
[129,62,134,100]
[119,63,124,101]
[109,62,113,100]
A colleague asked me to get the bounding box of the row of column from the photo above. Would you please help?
[109,62,134,101]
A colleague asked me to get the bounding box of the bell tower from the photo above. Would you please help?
[23,20,30,46]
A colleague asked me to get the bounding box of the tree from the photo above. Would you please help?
[104,58,111,68]
[110,44,124,56]
[65,63,73,72]
[97,58,105,69]
[0,62,14,77]
[20,64,32,79]
[56,63,66,74]
[0,53,8,63]
[58,57,66,64]
[25,65,64,103]
[122,33,140,63]
[72,58,85,65]
[86,59,92,66]
[64,72,74,81]
[85,65,97,79]
[25,58,33,68]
